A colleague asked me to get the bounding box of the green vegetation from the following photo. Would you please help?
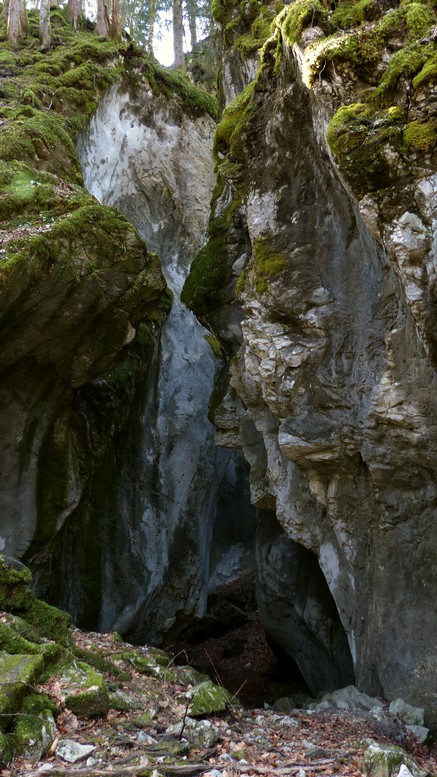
[0,553,236,765]
[281,0,327,46]
[253,0,436,194]
[403,119,436,150]
[214,81,255,160]
[252,238,287,294]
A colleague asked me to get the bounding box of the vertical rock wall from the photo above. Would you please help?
[185,16,437,722]
[76,81,256,642]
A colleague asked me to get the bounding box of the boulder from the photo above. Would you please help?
[362,742,425,777]
[0,653,44,726]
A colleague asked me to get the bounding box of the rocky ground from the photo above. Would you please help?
[3,624,437,777]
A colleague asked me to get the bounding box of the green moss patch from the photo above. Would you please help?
[187,680,231,716]
[125,651,177,681]
[326,102,405,195]
[181,236,230,315]
[214,81,255,160]
[403,119,436,150]
[252,238,287,294]
[62,660,109,717]
[12,694,56,761]
[0,652,44,728]
[281,0,327,45]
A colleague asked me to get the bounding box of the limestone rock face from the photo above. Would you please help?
[0,200,168,564]
[74,81,256,642]
[188,13,437,723]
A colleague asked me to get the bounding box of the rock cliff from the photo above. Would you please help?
[0,15,256,646]
[184,0,437,724]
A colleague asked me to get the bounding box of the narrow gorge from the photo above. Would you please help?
[0,0,436,764]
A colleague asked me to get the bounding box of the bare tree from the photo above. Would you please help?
[172,0,184,68]
[39,0,52,48]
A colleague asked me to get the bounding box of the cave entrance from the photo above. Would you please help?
[166,577,311,708]
[167,508,355,708]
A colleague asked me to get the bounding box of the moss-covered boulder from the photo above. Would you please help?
[12,694,56,762]
[187,680,231,716]
[0,652,44,727]
[0,556,72,647]
[61,660,109,717]
[362,741,426,777]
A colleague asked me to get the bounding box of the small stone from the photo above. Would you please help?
[396,767,414,777]
[389,699,425,726]
[166,717,220,748]
[405,725,429,744]
[324,685,383,712]
[56,739,96,764]
[137,731,158,744]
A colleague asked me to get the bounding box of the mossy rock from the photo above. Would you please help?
[118,710,157,729]
[181,236,230,315]
[0,620,61,665]
[62,660,109,717]
[12,694,56,762]
[403,119,436,150]
[17,598,72,647]
[148,647,171,667]
[213,81,255,161]
[73,645,131,680]
[326,102,405,195]
[0,556,72,646]
[0,732,12,766]
[126,652,177,681]
[281,0,327,45]
[175,665,210,686]
[0,556,32,611]
[108,689,144,712]
[362,741,425,777]
[187,680,231,716]
[0,652,44,729]
[252,238,287,294]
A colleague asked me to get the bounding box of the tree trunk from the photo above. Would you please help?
[111,0,121,39]
[2,0,10,22]
[7,0,24,43]
[146,0,157,55]
[66,0,83,30]
[172,0,184,68]
[39,0,52,47]
[185,0,197,48]
[96,0,110,35]
[19,0,28,35]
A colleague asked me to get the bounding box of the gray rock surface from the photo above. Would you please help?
[56,739,96,764]
[75,82,256,642]
[388,699,425,727]
[191,10,437,726]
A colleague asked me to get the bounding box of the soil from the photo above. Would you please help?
[168,612,309,708]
